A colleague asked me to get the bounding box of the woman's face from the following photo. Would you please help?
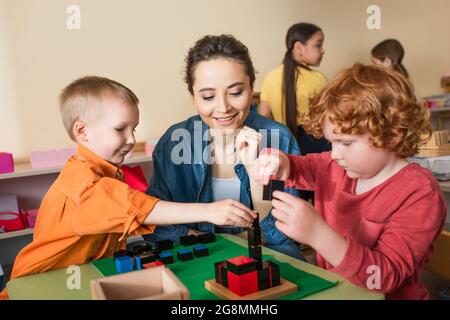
[191,57,253,134]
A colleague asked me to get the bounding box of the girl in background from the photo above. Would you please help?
[371,39,409,78]
[259,22,330,155]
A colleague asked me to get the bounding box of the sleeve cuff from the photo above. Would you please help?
[119,191,160,241]
[328,238,364,279]
[285,154,300,189]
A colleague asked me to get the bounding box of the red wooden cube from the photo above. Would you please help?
[227,270,258,296]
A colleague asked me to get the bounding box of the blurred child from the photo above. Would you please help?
[0,76,255,298]
[251,64,446,299]
[371,39,409,78]
[259,22,329,155]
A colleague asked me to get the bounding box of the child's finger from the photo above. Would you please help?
[274,219,289,235]
[271,208,289,224]
[271,198,293,213]
[272,190,299,205]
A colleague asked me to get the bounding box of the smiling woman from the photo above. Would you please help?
[192,58,252,132]
[142,34,305,260]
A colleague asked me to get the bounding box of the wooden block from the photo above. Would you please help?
[198,232,216,244]
[180,235,198,246]
[421,130,449,148]
[263,180,284,200]
[205,277,297,300]
[143,261,164,269]
[177,248,193,261]
[226,256,258,275]
[193,245,209,257]
[91,266,189,300]
[155,239,173,251]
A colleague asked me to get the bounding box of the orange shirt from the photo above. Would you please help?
[8,145,158,282]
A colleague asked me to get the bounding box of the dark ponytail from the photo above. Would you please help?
[283,23,322,140]
[394,62,409,79]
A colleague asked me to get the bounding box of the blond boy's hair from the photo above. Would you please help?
[303,63,431,158]
[59,76,139,140]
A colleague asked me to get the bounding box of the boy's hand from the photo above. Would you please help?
[250,148,291,185]
[206,199,257,228]
[236,126,262,165]
[271,191,325,246]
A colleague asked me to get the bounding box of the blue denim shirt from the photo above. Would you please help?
[144,112,303,258]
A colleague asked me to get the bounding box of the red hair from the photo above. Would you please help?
[303,63,431,158]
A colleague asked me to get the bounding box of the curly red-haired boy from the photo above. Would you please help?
[251,63,446,299]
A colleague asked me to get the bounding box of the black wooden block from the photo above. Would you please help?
[198,232,216,244]
[132,244,152,255]
[180,235,198,246]
[155,239,173,251]
[214,261,228,287]
[225,256,259,275]
[248,213,261,247]
[257,261,281,290]
[193,245,209,257]
[135,252,157,265]
[113,250,127,259]
[159,251,174,264]
[248,245,262,265]
[177,249,193,261]
[114,249,135,258]
[263,179,285,200]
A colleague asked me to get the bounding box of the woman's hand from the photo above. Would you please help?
[205,199,257,228]
[235,126,262,165]
[250,148,291,185]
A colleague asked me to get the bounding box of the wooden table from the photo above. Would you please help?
[6,234,384,300]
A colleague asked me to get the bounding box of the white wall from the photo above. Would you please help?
[1,0,449,159]
[0,0,21,155]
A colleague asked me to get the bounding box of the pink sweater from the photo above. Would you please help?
[287,152,446,299]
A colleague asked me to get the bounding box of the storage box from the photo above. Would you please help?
[90,266,189,300]
[0,152,14,174]
[30,148,75,169]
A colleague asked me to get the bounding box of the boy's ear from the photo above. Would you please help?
[72,121,88,141]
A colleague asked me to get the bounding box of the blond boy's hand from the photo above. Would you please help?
[206,199,257,228]
[250,148,291,185]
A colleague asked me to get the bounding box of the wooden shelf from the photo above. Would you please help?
[0,151,152,180]
[0,151,153,240]
[0,228,33,240]
[439,180,450,193]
